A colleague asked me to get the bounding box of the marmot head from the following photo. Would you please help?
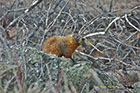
[71,34,83,44]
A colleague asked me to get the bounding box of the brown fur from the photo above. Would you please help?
[42,34,81,59]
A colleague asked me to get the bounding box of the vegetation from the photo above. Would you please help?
[0,0,140,93]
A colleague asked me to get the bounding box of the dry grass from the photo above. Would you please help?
[0,0,140,93]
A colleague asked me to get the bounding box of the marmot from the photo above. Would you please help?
[42,34,82,59]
